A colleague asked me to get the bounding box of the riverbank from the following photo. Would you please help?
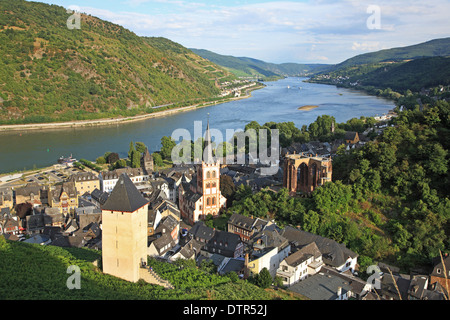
[0,85,264,133]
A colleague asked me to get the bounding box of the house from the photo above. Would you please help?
[281,226,358,274]
[344,131,360,144]
[0,187,13,210]
[227,213,271,242]
[288,270,353,300]
[90,188,109,208]
[319,265,372,300]
[76,208,102,230]
[188,221,244,259]
[203,230,244,258]
[245,228,290,278]
[15,183,42,206]
[48,182,78,214]
[100,167,149,193]
[170,238,202,261]
[218,257,246,276]
[154,214,179,244]
[429,253,450,292]
[147,232,177,258]
[2,216,19,235]
[70,172,100,195]
[188,221,215,244]
[276,242,323,286]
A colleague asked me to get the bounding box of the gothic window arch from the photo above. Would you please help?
[212,197,216,205]
[212,170,216,178]
[206,171,211,179]
[207,198,211,206]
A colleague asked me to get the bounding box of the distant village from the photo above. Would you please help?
[0,118,448,301]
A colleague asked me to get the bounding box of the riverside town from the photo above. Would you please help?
[0,0,449,307]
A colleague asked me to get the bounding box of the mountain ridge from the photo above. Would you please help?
[0,0,235,124]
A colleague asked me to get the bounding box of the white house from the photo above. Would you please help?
[281,226,358,274]
[276,242,323,286]
[246,229,291,278]
[100,168,149,193]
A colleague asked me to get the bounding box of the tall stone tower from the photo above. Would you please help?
[141,148,154,175]
[101,173,149,282]
[196,118,225,219]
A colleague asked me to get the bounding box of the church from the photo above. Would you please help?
[178,119,227,225]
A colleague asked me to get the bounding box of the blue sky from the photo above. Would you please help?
[33,0,450,64]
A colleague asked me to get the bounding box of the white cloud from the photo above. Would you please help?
[76,0,450,64]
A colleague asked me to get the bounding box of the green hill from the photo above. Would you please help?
[190,48,329,79]
[0,236,297,300]
[328,37,450,72]
[356,56,450,92]
[0,0,234,124]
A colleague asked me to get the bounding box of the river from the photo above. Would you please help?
[0,77,395,173]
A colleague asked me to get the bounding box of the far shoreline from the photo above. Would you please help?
[0,85,264,133]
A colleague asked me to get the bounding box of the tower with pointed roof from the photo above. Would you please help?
[101,173,149,282]
[141,148,154,175]
[178,117,227,224]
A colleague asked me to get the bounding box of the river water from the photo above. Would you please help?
[0,77,395,173]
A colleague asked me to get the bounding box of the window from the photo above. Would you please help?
[212,182,216,188]
[212,197,216,205]
[206,182,210,188]
[212,171,216,178]
[206,171,211,179]
[207,198,211,206]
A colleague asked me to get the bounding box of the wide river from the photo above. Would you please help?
[0,77,395,174]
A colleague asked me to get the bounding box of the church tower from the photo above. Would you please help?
[196,118,226,220]
[101,173,149,282]
[178,117,227,224]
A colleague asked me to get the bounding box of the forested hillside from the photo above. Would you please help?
[190,48,330,79]
[329,37,450,71]
[225,97,450,274]
[0,0,233,124]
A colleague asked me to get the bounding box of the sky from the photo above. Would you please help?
[33,0,450,64]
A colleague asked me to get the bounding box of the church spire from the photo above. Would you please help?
[203,114,214,164]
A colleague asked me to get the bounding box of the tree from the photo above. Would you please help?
[114,159,127,169]
[128,141,136,160]
[152,152,163,167]
[160,136,176,160]
[220,174,236,206]
[96,156,106,164]
[106,152,119,164]
[255,268,272,289]
[135,142,147,154]
[131,150,141,168]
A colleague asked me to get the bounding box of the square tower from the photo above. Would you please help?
[101,173,149,282]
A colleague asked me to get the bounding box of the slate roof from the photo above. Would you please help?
[289,271,353,300]
[206,230,242,257]
[284,242,321,267]
[102,173,149,212]
[281,226,358,268]
[219,258,245,275]
[188,221,215,242]
[91,188,109,205]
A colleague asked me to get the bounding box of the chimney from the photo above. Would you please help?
[337,287,342,299]
[244,253,250,280]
